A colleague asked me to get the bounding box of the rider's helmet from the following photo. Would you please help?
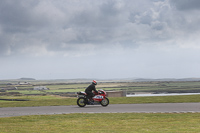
[92,80,97,85]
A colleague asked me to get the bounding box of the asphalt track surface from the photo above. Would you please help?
[0,103,200,117]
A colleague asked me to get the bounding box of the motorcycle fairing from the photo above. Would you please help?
[93,95,104,101]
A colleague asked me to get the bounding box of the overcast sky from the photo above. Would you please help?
[1,0,200,80]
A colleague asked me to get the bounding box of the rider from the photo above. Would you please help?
[85,80,98,102]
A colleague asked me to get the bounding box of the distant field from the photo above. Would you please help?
[1,80,200,96]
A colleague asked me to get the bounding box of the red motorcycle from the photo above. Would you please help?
[77,89,109,107]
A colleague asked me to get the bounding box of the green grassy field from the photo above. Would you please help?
[1,81,200,96]
[1,80,200,133]
[0,80,200,95]
[0,94,200,107]
[0,113,200,133]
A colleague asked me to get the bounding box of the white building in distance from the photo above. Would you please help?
[33,86,49,90]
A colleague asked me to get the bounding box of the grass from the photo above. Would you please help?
[0,113,200,133]
[7,89,82,94]
[46,84,88,90]
[1,81,200,132]
[0,94,200,107]
[3,81,200,95]
[110,94,200,104]
[0,95,76,107]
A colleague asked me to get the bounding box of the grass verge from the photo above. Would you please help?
[0,94,200,107]
[0,113,200,133]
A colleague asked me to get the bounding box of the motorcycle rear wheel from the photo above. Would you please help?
[77,97,87,107]
[100,97,109,107]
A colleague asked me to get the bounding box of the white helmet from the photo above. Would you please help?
[92,80,97,85]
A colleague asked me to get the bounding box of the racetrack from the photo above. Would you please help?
[0,103,200,117]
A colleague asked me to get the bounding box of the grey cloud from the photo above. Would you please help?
[168,0,200,33]
[99,1,123,17]
[67,1,126,45]
[1,0,200,57]
[0,0,43,33]
[0,0,157,57]
[151,21,165,30]
[0,0,64,56]
[169,0,200,11]
[1,0,200,79]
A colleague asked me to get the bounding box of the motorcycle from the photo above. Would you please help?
[77,89,109,107]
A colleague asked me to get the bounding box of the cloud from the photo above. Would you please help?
[0,0,45,33]
[0,0,200,56]
[169,0,200,11]
[0,0,200,79]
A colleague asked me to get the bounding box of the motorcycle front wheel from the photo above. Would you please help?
[77,97,87,107]
[100,97,109,107]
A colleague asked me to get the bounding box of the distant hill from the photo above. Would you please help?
[19,78,36,80]
[133,78,200,82]
[1,77,199,83]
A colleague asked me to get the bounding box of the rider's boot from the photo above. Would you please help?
[90,98,94,105]
[87,98,94,105]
